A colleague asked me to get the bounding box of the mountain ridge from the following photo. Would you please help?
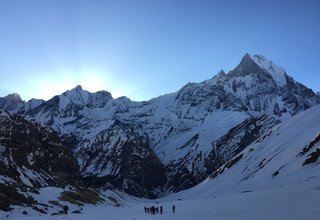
[1,53,319,199]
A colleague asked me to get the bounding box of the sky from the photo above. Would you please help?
[0,0,319,101]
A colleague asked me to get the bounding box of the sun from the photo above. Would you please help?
[78,68,127,99]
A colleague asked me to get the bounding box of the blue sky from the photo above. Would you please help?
[0,0,319,101]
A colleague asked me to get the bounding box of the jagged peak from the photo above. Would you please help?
[5,93,23,101]
[73,85,83,90]
[65,85,112,98]
[228,53,262,77]
[243,52,251,59]
[67,85,86,93]
[0,93,25,111]
[64,85,89,96]
[217,69,226,76]
[211,69,227,81]
[59,85,114,108]
[229,53,287,87]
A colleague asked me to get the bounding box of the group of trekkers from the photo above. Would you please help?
[144,206,163,215]
[144,205,175,215]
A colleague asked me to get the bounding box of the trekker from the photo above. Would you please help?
[172,204,175,213]
[151,206,155,215]
[63,205,69,214]
[160,205,163,215]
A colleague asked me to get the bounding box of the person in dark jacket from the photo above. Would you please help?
[172,204,175,213]
[160,205,163,215]
[63,205,69,214]
[151,206,155,215]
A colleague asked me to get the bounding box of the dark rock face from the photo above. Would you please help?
[0,110,80,187]
[77,120,166,198]
[0,110,82,211]
[0,184,36,211]
[165,162,197,192]
[229,53,264,77]
[115,140,166,198]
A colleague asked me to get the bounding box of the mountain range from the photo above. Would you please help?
[0,53,319,213]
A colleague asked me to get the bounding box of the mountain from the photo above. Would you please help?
[1,53,319,198]
[157,104,320,219]
[0,110,80,211]
[0,110,133,214]
[0,93,24,111]
[163,104,320,201]
[2,104,319,218]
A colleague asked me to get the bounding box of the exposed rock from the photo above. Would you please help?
[0,110,80,211]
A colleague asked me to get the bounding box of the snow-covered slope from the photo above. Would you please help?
[0,110,138,214]
[162,104,320,200]
[2,53,319,197]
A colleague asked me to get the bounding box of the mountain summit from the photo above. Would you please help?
[0,93,24,111]
[230,53,264,76]
[229,53,287,87]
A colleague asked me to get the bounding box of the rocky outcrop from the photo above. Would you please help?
[0,110,80,187]
[78,120,166,198]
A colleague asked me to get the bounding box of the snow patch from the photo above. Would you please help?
[250,54,287,87]
[27,153,35,166]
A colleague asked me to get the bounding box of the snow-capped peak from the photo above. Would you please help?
[59,85,113,109]
[0,93,24,112]
[229,53,288,88]
[249,54,287,87]
[5,93,23,102]
[63,85,90,105]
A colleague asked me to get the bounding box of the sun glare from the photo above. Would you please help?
[78,70,106,93]
[21,66,129,101]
